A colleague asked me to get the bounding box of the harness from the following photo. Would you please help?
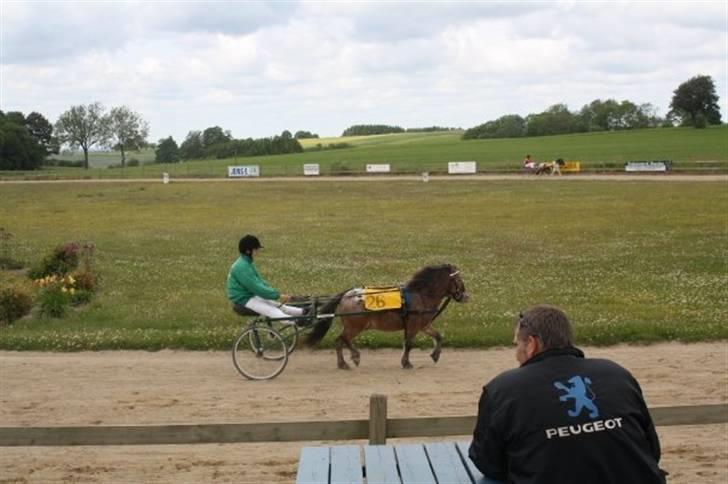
[399,286,452,337]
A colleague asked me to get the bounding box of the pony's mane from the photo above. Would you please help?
[405,264,454,292]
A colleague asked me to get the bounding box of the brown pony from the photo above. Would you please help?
[305,264,468,369]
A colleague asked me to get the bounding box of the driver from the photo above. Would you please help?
[226,234,307,323]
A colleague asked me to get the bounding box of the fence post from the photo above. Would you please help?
[369,394,387,445]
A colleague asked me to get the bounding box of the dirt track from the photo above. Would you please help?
[1,342,726,483]
[1,173,726,184]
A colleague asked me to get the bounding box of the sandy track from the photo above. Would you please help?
[1,342,726,483]
[1,174,726,184]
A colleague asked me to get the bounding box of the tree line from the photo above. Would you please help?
[463,75,722,140]
[158,128,303,163]
[0,103,149,171]
[341,125,461,136]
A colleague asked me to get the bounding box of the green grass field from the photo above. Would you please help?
[0,179,725,351]
[6,125,727,179]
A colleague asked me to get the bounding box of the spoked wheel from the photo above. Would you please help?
[232,326,288,380]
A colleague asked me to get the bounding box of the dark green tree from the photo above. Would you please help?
[0,111,46,170]
[202,126,231,147]
[25,112,59,155]
[55,102,110,169]
[179,131,205,160]
[526,104,577,136]
[462,115,526,139]
[154,136,180,163]
[669,75,722,128]
[294,130,319,139]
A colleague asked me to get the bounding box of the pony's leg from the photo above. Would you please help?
[421,325,442,363]
[401,326,415,369]
[335,334,350,369]
[339,326,364,367]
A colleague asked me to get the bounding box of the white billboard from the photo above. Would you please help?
[366,164,391,173]
[625,161,669,172]
[448,161,477,174]
[228,165,260,177]
[303,164,320,176]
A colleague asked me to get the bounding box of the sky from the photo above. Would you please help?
[1,1,726,143]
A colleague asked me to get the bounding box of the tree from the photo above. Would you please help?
[294,130,319,139]
[155,136,180,163]
[24,112,58,155]
[526,104,577,136]
[108,106,149,168]
[0,111,46,170]
[202,126,232,147]
[669,75,722,128]
[462,114,526,139]
[179,131,205,160]
[55,103,110,169]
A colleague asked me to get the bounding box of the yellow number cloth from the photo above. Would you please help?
[363,287,402,311]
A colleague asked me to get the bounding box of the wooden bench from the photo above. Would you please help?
[296,440,491,484]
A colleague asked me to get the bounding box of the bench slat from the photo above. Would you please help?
[363,445,400,484]
[425,442,473,483]
[395,444,436,484]
[456,441,485,482]
[297,446,330,484]
[330,445,363,484]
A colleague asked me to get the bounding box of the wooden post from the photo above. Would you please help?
[369,394,387,445]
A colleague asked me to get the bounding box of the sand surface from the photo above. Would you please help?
[1,342,726,483]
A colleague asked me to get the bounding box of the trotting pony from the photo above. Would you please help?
[305,264,468,369]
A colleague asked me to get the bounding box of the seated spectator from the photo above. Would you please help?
[469,305,666,484]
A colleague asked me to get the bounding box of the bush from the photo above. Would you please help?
[127,158,140,167]
[29,242,81,279]
[34,274,86,317]
[72,269,98,292]
[0,286,33,325]
[38,287,69,318]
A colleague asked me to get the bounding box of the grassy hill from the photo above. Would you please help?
[8,125,728,179]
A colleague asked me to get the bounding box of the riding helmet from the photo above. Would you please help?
[238,234,263,254]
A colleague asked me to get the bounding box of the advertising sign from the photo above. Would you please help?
[228,165,260,177]
[448,161,477,174]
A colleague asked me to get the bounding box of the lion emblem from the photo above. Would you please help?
[553,376,599,419]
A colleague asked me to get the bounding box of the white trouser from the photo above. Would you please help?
[244,296,304,322]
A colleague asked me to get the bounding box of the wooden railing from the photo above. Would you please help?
[1,395,725,447]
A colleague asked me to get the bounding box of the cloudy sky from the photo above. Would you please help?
[2,1,726,143]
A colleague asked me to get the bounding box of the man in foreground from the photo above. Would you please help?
[469,305,666,483]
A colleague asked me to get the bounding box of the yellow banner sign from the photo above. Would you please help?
[363,287,402,311]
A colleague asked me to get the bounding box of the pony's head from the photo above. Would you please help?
[406,264,468,302]
[447,266,468,302]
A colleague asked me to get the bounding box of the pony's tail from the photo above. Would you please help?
[305,290,347,347]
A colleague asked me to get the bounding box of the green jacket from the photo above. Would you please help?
[226,255,280,305]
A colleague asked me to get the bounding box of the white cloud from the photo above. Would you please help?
[1,1,725,140]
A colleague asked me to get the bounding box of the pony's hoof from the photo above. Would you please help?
[430,352,441,363]
[402,363,413,370]
[338,363,351,370]
[352,356,361,367]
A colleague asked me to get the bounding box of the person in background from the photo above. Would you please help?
[522,154,537,170]
[226,234,307,323]
[469,305,666,484]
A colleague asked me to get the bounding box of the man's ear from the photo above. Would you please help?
[526,335,542,359]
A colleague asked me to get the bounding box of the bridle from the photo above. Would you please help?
[449,270,466,302]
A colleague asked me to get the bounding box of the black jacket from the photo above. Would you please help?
[469,347,665,484]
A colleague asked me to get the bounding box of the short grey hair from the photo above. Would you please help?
[516,305,574,350]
